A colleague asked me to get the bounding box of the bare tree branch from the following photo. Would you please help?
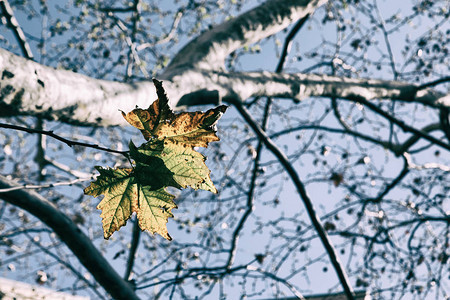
[232,101,356,300]
[226,14,309,270]
[0,177,92,193]
[0,0,34,60]
[0,122,129,156]
[1,47,449,127]
[26,234,106,300]
[0,175,140,300]
[124,218,141,282]
[356,98,450,152]
[163,0,326,73]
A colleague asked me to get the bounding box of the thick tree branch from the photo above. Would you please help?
[0,175,140,300]
[0,47,157,126]
[1,47,448,127]
[163,0,326,73]
[195,71,449,108]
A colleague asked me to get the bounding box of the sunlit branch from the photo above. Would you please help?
[44,155,93,178]
[404,153,450,172]
[163,0,326,73]
[124,0,148,80]
[137,10,183,49]
[2,46,449,127]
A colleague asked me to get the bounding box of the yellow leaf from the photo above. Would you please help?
[84,166,178,240]
[84,167,137,239]
[137,186,177,241]
[134,140,216,193]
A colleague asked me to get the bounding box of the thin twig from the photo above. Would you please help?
[124,0,149,79]
[0,122,129,156]
[246,265,306,300]
[26,234,106,300]
[0,177,94,193]
[44,155,93,178]
[0,0,34,60]
[137,10,183,49]
[226,97,270,268]
[275,14,309,73]
[356,99,450,152]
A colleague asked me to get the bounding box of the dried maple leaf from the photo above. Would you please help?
[122,79,227,147]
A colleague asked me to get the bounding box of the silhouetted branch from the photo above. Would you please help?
[0,175,140,300]
[417,76,450,90]
[356,98,450,152]
[226,12,309,270]
[231,100,355,300]
[0,0,34,60]
[0,122,129,156]
[275,14,310,73]
[124,218,141,282]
